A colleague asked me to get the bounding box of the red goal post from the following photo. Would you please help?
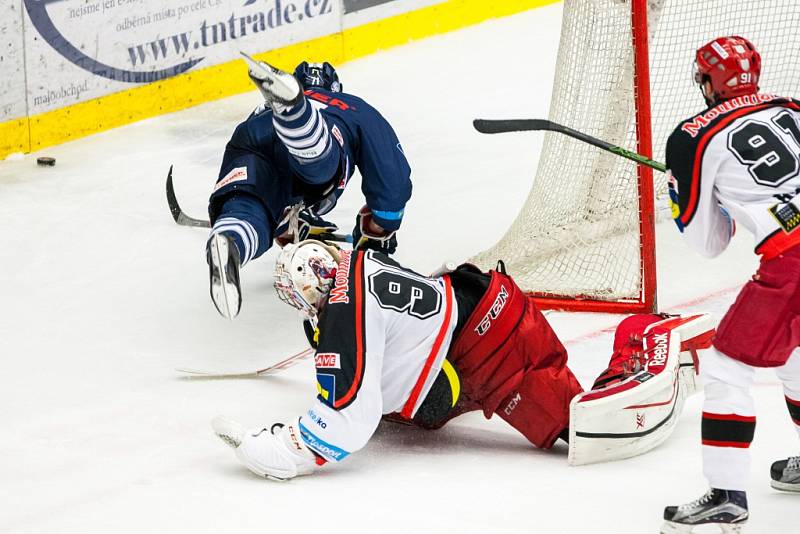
[470,0,799,314]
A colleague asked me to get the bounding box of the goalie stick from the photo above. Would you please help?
[473,119,667,173]
[165,166,352,243]
[176,347,314,379]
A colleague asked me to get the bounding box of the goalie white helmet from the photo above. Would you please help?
[274,240,339,318]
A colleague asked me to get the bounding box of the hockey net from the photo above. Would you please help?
[471,0,800,312]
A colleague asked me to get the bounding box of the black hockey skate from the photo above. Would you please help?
[207,233,242,319]
[771,455,800,492]
[661,488,748,533]
[241,52,302,110]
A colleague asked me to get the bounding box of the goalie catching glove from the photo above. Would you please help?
[211,416,323,481]
[352,206,398,254]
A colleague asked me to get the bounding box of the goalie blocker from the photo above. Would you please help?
[569,314,715,466]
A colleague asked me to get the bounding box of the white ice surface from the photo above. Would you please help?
[1,4,797,533]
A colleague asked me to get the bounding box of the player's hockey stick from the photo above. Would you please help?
[176,347,314,379]
[165,166,352,243]
[473,119,667,173]
[166,165,213,228]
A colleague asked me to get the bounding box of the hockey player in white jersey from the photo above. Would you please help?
[210,241,716,480]
[661,36,800,533]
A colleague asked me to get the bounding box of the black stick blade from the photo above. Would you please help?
[165,165,212,228]
[473,119,555,134]
[166,165,182,224]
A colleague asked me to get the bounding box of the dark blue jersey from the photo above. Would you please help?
[209,89,412,233]
[302,89,412,230]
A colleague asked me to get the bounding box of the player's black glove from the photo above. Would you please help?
[352,206,398,255]
[275,206,338,247]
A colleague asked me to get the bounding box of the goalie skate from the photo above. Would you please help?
[207,233,241,319]
[241,52,302,109]
[568,313,714,466]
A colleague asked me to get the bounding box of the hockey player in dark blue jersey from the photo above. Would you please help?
[206,54,412,319]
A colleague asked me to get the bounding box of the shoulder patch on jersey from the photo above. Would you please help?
[315,352,340,369]
[214,166,248,191]
[331,124,344,147]
[316,373,336,404]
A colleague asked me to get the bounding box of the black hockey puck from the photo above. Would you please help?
[37,157,56,167]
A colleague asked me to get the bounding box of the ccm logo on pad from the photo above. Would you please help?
[315,353,340,369]
[475,286,509,336]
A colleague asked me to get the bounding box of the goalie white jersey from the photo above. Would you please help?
[298,249,459,463]
[666,94,800,259]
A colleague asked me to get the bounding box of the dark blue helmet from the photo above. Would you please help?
[293,61,342,92]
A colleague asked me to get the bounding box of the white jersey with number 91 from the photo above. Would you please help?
[666,94,800,259]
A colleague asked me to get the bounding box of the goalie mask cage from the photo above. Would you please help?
[471,0,800,313]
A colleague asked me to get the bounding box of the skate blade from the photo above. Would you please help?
[771,479,800,492]
[661,520,746,534]
[209,235,240,319]
[240,51,300,104]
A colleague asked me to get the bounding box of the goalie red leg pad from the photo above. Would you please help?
[701,412,756,448]
[447,271,583,448]
[714,245,800,368]
[496,363,583,449]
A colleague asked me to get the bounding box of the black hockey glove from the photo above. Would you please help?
[352,206,398,255]
[275,206,339,247]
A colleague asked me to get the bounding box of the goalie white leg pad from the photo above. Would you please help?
[568,314,714,466]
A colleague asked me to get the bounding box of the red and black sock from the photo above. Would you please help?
[786,396,800,426]
[701,412,756,448]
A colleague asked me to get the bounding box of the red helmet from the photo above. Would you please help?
[694,36,761,103]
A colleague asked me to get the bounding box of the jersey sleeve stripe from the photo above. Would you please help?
[682,104,773,225]
[334,251,366,409]
[399,275,454,420]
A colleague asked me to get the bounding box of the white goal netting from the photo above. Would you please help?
[471,0,800,306]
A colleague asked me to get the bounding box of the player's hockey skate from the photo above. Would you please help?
[211,416,319,481]
[661,489,748,533]
[207,233,241,319]
[241,52,302,110]
[771,455,800,492]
